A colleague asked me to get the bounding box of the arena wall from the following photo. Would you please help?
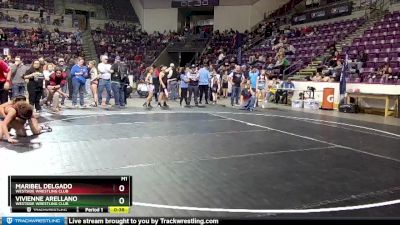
[143,8,178,33]
[213,5,252,32]
[250,0,290,28]
[130,0,144,25]
[214,0,289,32]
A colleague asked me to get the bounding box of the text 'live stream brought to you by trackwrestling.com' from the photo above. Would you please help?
[1,217,221,225]
[68,217,220,225]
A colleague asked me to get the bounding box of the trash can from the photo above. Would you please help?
[321,88,334,110]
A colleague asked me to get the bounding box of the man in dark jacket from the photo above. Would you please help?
[110,56,128,108]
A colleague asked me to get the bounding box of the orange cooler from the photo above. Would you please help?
[321,88,334,110]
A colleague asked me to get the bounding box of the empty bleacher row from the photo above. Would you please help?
[292,18,365,64]
[343,11,400,83]
[240,17,365,74]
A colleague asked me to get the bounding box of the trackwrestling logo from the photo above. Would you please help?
[2,217,65,225]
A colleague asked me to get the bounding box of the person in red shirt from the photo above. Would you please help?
[134,54,142,65]
[0,59,12,104]
[47,67,68,112]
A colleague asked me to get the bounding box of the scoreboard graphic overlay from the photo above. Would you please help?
[8,176,132,213]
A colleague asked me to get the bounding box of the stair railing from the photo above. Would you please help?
[283,59,303,80]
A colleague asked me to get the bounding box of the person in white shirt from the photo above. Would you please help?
[286,44,296,55]
[97,55,113,106]
[42,63,55,106]
[217,51,225,64]
[166,63,178,100]
[65,36,72,44]
[187,65,200,106]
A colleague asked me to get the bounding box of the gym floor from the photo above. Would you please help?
[1,100,399,218]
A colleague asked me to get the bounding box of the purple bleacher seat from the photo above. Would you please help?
[389,52,399,58]
[393,43,400,48]
[390,62,399,68]
[392,57,400,62]
[371,48,380,53]
[365,62,376,68]
[379,53,388,58]
[349,46,358,51]
[393,67,400,76]
[382,48,391,53]
[377,61,386,68]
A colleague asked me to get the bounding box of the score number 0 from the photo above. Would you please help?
[118,184,125,205]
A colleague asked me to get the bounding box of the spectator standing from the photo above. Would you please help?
[179,67,189,107]
[110,57,128,108]
[0,58,11,104]
[356,50,367,70]
[256,70,268,108]
[10,56,28,98]
[143,67,154,108]
[241,65,249,80]
[217,50,225,64]
[152,65,160,103]
[57,58,69,105]
[70,57,88,108]
[23,60,45,112]
[198,64,211,104]
[210,72,220,105]
[43,63,55,103]
[229,65,244,106]
[166,63,179,100]
[158,66,168,108]
[97,55,112,106]
[88,60,99,107]
[286,44,296,55]
[221,70,229,98]
[209,68,220,102]
[248,66,260,92]
[187,65,200,107]
[66,59,75,100]
[330,60,343,82]
[274,48,289,77]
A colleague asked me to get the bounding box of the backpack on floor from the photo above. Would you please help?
[339,104,359,113]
